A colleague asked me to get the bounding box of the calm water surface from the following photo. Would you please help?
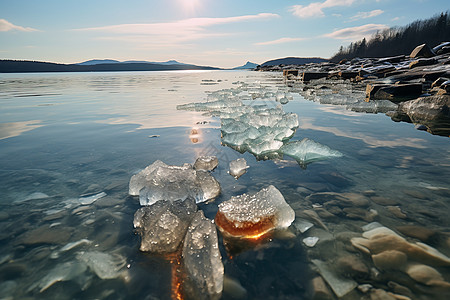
[0,70,449,299]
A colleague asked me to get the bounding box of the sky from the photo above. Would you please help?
[0,0,448,68]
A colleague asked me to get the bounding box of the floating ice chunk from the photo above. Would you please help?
[132,161,220,206]
[228,158,249,179]
[303,237,319,247]
[279,138,343,165]
[129,160,168,196]
[247,136,283,156]
[16,192,50,203]
[133,198,197,253]
[294,219,314,233]
[193,156,219,171]
[37,261,88,292]
[215,185,295,239]
[279,97,289,105]
[78,192,106,205]
[197,171,221,201]
[61,239,92,252]
[311,259,357,298]
[182,211,224,300]
[77,251,127,280]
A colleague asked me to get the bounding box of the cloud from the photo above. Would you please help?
[75,13,279,37]
[323,23,388,40]
[290,0,356,18]
[255,37,306,46]
[349,9,384,21]
[0,19,38,32]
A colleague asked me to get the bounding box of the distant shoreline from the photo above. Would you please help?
[0,60,222,73]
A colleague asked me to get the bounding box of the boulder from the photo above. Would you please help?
[302,72,329,82]
[409,58,438,69]
[367,83,423,102]
[397,94,450,122]
[410,43,435,58]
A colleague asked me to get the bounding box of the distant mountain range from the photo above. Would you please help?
[0,60,220,73]
[232,61,259,69]
[76,59,188,66]
[261,57,328,66]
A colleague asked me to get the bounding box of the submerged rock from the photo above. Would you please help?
[215,185,295,239]
[77,251,127,280]
[133,198,197,253]
[182,211,224,300]
[129,160,220,205]
[228,158,249,179]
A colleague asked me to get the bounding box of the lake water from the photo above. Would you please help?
[0,70,449,299]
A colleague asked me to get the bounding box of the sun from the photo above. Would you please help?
[178,0,202,15]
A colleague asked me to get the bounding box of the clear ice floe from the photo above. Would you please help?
[215,185,295,238]
[34,261,90,292]
[77,251,127,280]
[78,192,106,205]
[129,160,220,206]
[182,210,224,300]
[311,259,358,298]
[303,236,319,247]
[228,158,249,179]
[193,156,219,171]
[347,100,398,114]
[133,198,197,253]
[279,138,343,165]
[15,192,50,203]
[178,86,301,159]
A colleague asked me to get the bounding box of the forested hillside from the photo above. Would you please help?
[331,11,450,62]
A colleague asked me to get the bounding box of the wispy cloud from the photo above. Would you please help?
[323,23,388,40]
[349,9,384,21]
[255,37,306,46]
[75,13,279,39]
[289,0,356,18]
[0,19,39,32]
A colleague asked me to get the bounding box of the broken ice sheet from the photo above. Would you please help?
[133,198,197,253]
[129,160,220,206]
[36,261,89,292]
[77,251,127,280]
[78,192,106,205]
[228,158,249,179]
[193,156,219,171]
[312,259,357,298]
[215,185,295,239]
[279,138,343,166]
[303,237,319,247]
[182,211,224,300]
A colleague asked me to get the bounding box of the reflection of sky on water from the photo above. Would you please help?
[0,120,42,140]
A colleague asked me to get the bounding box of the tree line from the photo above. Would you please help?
[330,11,450,62]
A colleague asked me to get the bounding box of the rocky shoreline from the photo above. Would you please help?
[257,42,450,137]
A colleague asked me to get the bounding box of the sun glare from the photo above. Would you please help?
[178,0,202,15]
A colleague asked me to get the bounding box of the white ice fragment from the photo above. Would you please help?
[38,261,88,292]
[134,161,220,206]
[77,251,126,280]
[303,236,319,247]
[182,211,224,300]
[134,198,197,253]
[16,192,50,203]
[362,222,383,232]
[215,185,295,238]
[279,138,343,165]
[61,239,92,252]
[193,156,219,171]
[312,259,358,298]
[78,192,106,205]
[294,219,314,233]
[228,158,249,179]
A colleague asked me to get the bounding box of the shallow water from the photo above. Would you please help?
[0,70,449,299]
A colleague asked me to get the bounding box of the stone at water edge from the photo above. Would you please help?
[182,211,224,300]
[215,185,295,239]
[228,158,249,179]
[133,198,197,254]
